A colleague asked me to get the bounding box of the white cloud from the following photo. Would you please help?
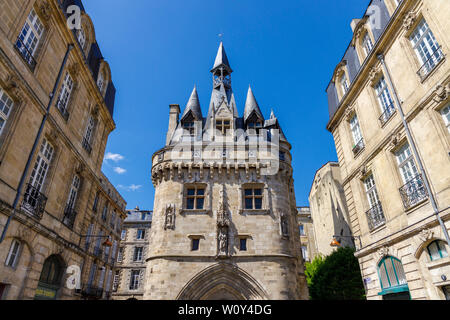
[104,152,124,162]
[114,167,127,175]
[118,184,143,192]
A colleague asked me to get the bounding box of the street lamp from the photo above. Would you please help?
[330,235,362,250]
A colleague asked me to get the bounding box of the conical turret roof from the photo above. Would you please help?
[181,86,202,121]
[244,86,264,122]
[211,42,232,73]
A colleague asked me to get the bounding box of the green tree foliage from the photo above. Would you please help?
[306,247,366,300]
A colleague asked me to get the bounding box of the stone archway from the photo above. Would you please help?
[177,263,269,300]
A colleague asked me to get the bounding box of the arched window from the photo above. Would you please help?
[427,240,448,262]
[39,255,64,287]
[377,256,410,299]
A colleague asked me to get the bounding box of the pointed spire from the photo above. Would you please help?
[211,42,232,73]
[244,85,264,122]
[181,86,202,121]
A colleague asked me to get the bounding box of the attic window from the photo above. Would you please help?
[183,121,195,136]
[216,119,231,135]
[248,121,263,134]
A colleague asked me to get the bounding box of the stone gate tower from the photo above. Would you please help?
[144,43,309,300]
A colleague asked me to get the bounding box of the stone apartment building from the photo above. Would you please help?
[112,207,152,300]
[0,0,127,300]
[146,43,309,300]
[308,162,354,258]
[296,207,317,263]
[326,0,450,300]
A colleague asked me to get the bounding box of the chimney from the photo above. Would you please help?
[166,104,180,146]
[350,19,361,32]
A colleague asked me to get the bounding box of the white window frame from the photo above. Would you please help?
[66,174,80,210]
[121,229,127,241]
[16,9,44,61]
[57,72,74,115]
[83,116,95,146]
[29,138,54,192]
[136,229,146,240]
[112,270,120,292]
[76,28,86,50]
[129,270,140,290]
[133,247,143,262]
[362,32,374,57]
[349,115,363,146]
[395,143,419,184]
[340,73,349,95]
[117,247,124,263]
[0,87,14,136]
[375,76,395,115]
[364,175,380,209]
[5,239,21,268]
[409,19,442,74]
[441,104,450,134]
[97,72,104,94]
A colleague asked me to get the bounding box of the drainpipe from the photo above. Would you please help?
[0,44,74,244]
[377,53,450,247]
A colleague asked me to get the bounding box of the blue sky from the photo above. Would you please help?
[83,0,370,210]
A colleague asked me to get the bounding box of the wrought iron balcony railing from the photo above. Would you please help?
[56,99,70,121]
[352,138,365,156]
[417,46,444,81]
[62,205,77,229]
[82,137,92,154]
[81,283,103,299]
[21,183,47,219]
[379,103,396,126]
[365,201,386,231]
[93,246,103,257]
[14,38,37,71]
[399,174,428,210]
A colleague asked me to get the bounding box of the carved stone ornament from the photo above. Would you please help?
[417,228,434,243]
[358,165,368,180]
[389,132,402,150]
[164,204,175,230]
[280,212,289,238]
[217,186,230,257]
[75,162,84,175]
[402,10,417,31]
[39,0,53,21]
[377,246,389,257]
[68,63,81,78]
[344,105,355,121]
[433,84,450,103]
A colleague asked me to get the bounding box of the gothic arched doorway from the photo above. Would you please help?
[177,263,269,300]
[34,254,65,300]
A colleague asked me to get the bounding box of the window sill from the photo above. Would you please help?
[239,209,270,215]
[404,197,429,214]
[425,256,450,270]
[180,209,211,215]
[369,223,387,235]
[379,110,397,129]
[418,55,446,84]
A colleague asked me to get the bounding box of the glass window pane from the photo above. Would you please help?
[187,189,195,196]
[245,198,253,209]
[197,188,205,196]
[196,198,204,210]
[254,198,262,209]
[187,198,195,210]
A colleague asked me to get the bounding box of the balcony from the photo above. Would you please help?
[365,202,385,231]
[21,183,47,219]
[352,138,365,156]
[399,174,428,210]
[14,38,37,72]
[82,137,92,154]
[81,284,103,300]
[417,46,444,81]
[379,103,396,126]
[62,205,77,229]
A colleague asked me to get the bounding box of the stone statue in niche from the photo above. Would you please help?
[217,186,230,257]
[164,204,175,230]
[280,212,289,237]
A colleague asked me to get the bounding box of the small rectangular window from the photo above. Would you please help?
[186,186,205,210]
[191,239,200,251]
[239,239,247,251]
[129,270,140,290]
[0,87,14,136]
[133,247,143,261]
[216,119,231,135]
[137,229,146,240]
[5,240,21,268]
[121,229,127,240]
[244,188,263,210]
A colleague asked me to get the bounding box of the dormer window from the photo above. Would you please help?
[247,120,263,134]
[362,33,374,57]
[216,119,231,135]
[77,28,86,50]
[183,121,195,136]
[340,73,349,95]
[97,72,104,93]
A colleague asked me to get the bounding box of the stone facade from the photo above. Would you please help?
[145,43,309,300]
[326,0,450,300]
[0,0,126,300]
[309,162,354,257]
[296,207,317,263]
[112,207,152,300]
